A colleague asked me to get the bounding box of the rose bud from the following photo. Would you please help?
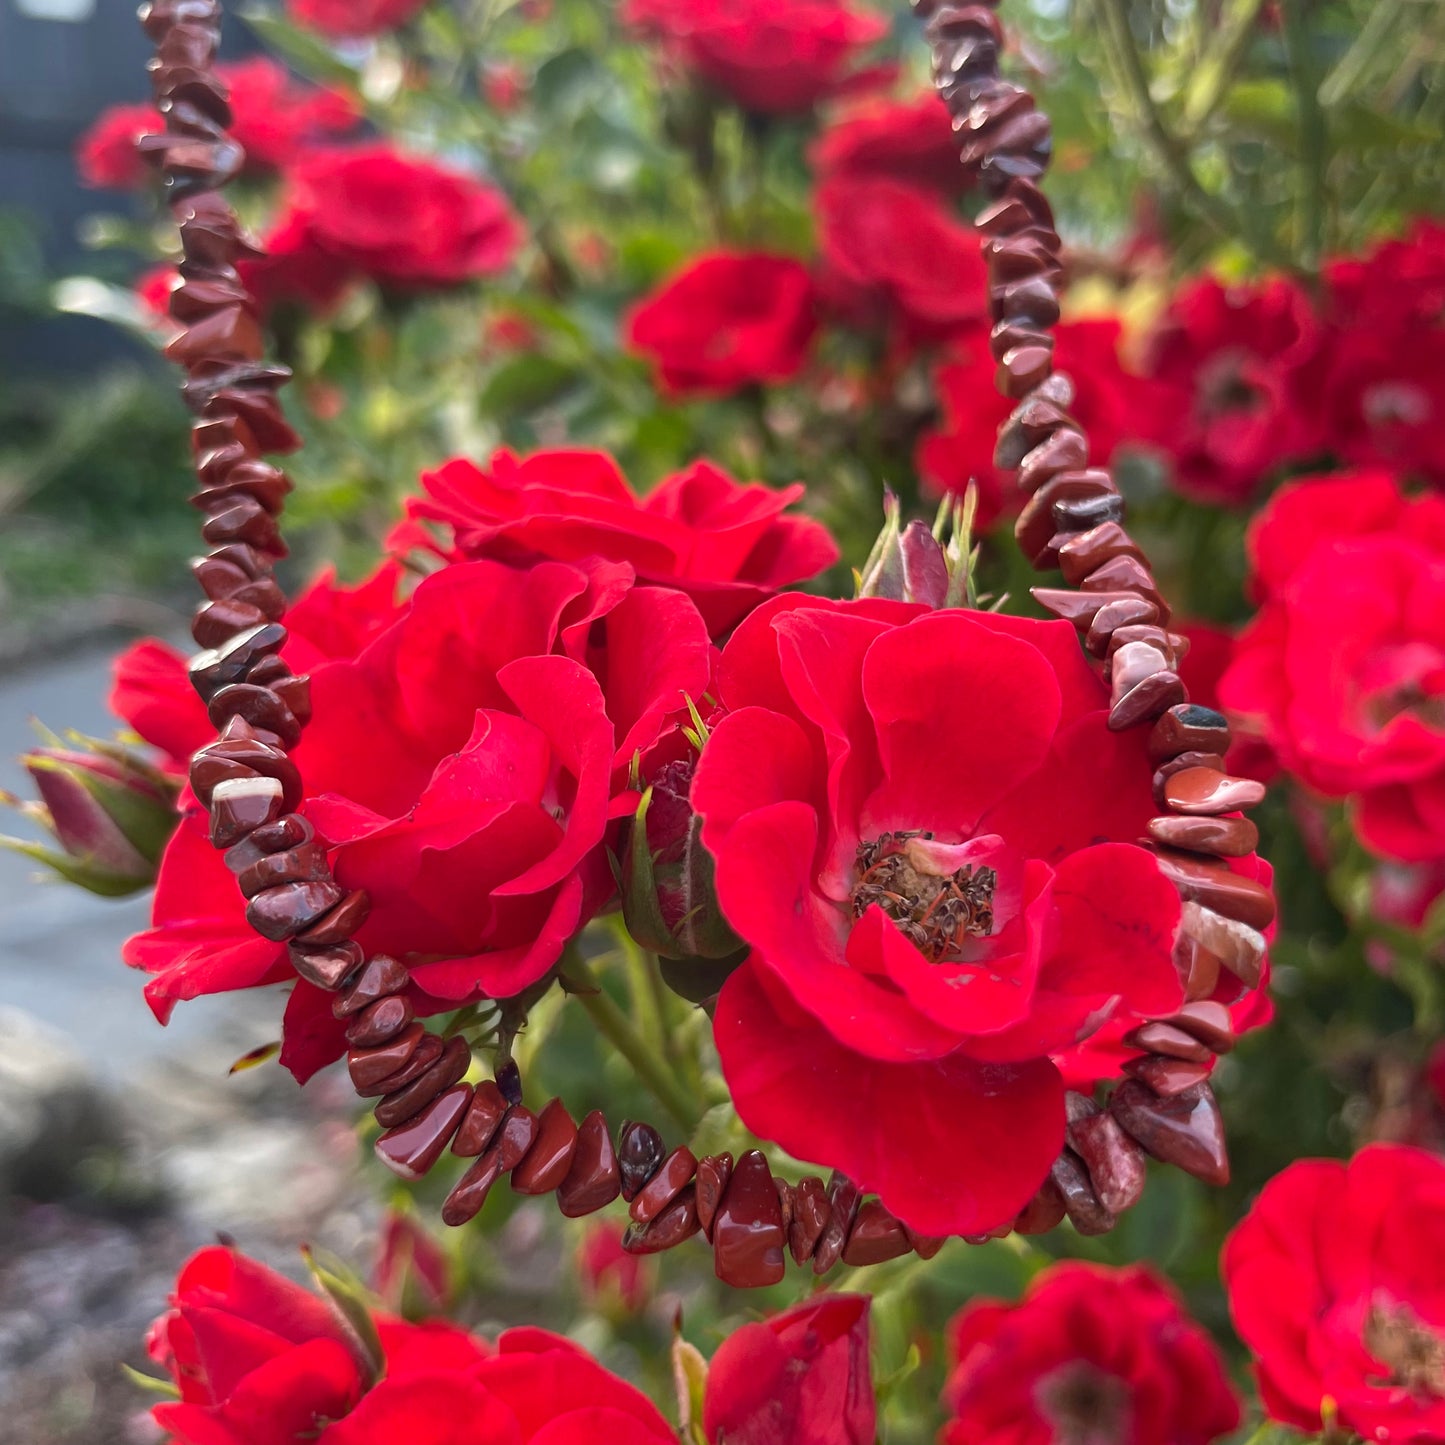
[576,1218,654,1317]
[857,488,983,609]
[703,1294,876,1445]
[1,734,179,896]
[622,752,744,978]
[372,1207,453,1315]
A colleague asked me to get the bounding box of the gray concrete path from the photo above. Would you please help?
[0,642,258,1075]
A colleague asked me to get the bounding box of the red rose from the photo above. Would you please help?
[815,175,988,341]
[146,1245,381,1444]
[125,557,711,1079]
[621,0,887,115]
[693,596,1207,1235]
[1219,470,1445,860]
[943,1262,1240,1445]
[917,318,1148,530]
[75,102,154,188]
[1327,220,1445,335]
[240,214,359,316]
[218,58,359,174]
[703,1294,875,1445]
[1223,1144,1445,1441]
[1141,274,1325,504]
[811,94,965,195]
[391,448,838,636]
[274,146,521,290]
[624,252,818,399]
[285,0,427,38]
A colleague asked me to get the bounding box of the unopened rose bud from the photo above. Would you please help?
[856,490,950,607]
[372,1207,452,1314]
[577,1218,654,1317]
[621,753,743,975]
[1,733,179,896]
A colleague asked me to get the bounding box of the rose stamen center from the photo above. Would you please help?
[852,830,996,962]
[1035,1362,1131,1445]
[1366,1303,1445,1397]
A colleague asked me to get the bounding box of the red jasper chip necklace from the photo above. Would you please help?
[137,0,1274,1286]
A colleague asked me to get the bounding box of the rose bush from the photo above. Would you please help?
[1223,1144,1445,1441]
[692,594,1227,1235]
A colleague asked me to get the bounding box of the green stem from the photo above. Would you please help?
[1094,0,1291,272]
[1279,0,1329,273]
[561,954,702,1134]
[1318,0,1406,108]
[1179,0,1269,136]
[614,924,675,1067]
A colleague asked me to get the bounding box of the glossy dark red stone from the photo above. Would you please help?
[1147,813,1258,857]
[1014,1177,1066,1235]
[355,1032,443,1098]
[344,995,413,1048]
[441,1107,537,1227]
[1051,1149,1115,1235]
[556,1110,622,1217]
[1110,1079,1229,1185]
[1121,1020,1212,1062]
[789,1176,830,1263]
[452,1080,509,1158]
[622,1184,701,1256]
[1164,767,1266,816]
[1166,999,1236,1054]
[236,842,330,900]
[713,1150,786,1289]
[1181,901,1266,989]
[1124,1054,1213,1096]
[1149,704,1231,763]
[1109,670,1187,731]
[841,1200,911,1266]
[373,1036,471,1129]
[629,1146,697,1225]
[348,1021,425,1091]
[289,939,363,991]
[812,1172,862,1276]
[1067,1109,1147,1216]
[511,1098,579,1194]
[207,775,282,847]
[294,888,370,945]
[696,1153,734,1240]
[374,1085,470,1183]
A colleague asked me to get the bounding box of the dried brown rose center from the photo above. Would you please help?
[1036,1362,1131,1444]
[1366,1303,1445,1397]
[852,830,996,962]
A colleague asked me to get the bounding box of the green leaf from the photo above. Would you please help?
[120,1363,180,1399]
[237,8,363,88]
[532,47,600,119]
[670,1336,709,1445]
[478,355,581,417]
[301,1245,386,1387]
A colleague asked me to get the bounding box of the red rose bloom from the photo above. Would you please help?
[112,638,216,772]
[703,1294,875,1445]
[274,146,521,290]
[147,1246,675,1445]
[1219,469,1445,860]
[815,175,988,341]
[621,0,887,115]
[811,94,965,195]
[624,252,818,399]
[218,59,359,174]
[943,1262,1240,1445]
[285,0,427,38]
[693,596,1206,1235]
[917,318,1147,530]
[240,214,359,315]
[1224,1144,1445,1441]
[391,448,839,636]
[75,102,154,188]
[125,557,710,1080]
[1142,274,1325,504]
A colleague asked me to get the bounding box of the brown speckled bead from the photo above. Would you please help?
[1174,932,1224,1002]
[1051,1149,1115,1235]
[245,880,345,941]
[1056,521,1146,585]
[294,888,370,946]
[235,842,330,899]
[713,1150,786,1289]
[512,1098,579,1194]
[290,939,363,992]
[556,1110,622,1217]
[1081,554,1167,618]
[1066,1106,1147,1216]
[1110,1079,1229,1185]
[348,1022,426,1092]
[617,1121,666,1203]
[1085,596,1162,655]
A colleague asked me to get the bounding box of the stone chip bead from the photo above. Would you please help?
[1065,1103,1147,1216]
[344,995,413,1049]
[695,1153,734,1240]
[511,1098,579,1195]
[789,1176,831,1264]
[840,1200,911,1266]
[1051,1149,1115,1235]
[356,1031,444,1098]
[1123,1054,1213,1097]
[555,1110,622,1217]
[617,1121,666,1202]
[442,1106,538,1227]
[1150,846,1277,931]
[290,939,364,992]
[294,888,370,946]
[1147,813,1259,858]
[623,1184,701,1256]
[1110,1079,1229,1185]
[1180,901,1266,989]
[629,1146,698,1225]
[373,1036,471,1130]
[1149,703,1232,763]
[235,842,331,899]
[1121,1021,1212,1063]
[374,1084,472,1183]
[1166,999,1237,1054]
[246,880,345,941]
[712,1149,786,1289]
[207,775,283,848]
[1164,767,1267,816]
[452,1080,510,1158]
[1013,1177,1066,1235]
[333,954,410,1017]
[812,1172,863,1276]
